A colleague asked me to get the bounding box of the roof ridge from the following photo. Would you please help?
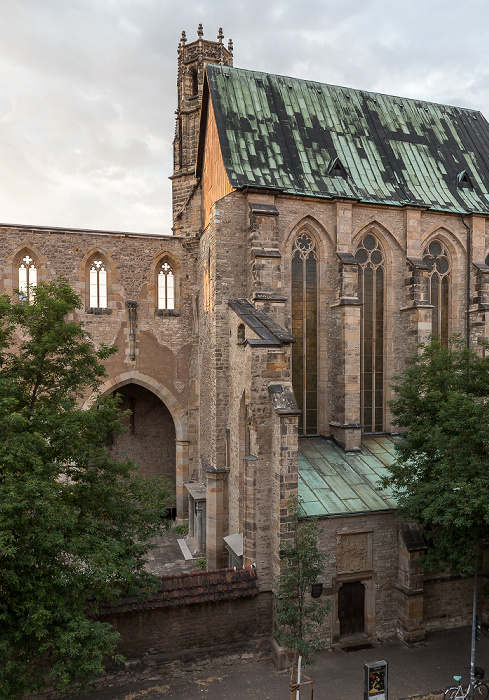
[206,63,481,114]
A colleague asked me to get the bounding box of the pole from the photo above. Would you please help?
[469,559,478,699]
[296,655,302,700]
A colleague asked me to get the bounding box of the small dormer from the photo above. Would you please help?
[457,170,473,189]
[328,156,348,178]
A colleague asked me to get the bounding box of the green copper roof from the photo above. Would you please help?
[298,436,397,518]
[202,64,489,214]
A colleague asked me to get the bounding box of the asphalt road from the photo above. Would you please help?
[82,626,489,700]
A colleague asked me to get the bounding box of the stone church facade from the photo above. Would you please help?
[4,26,489,660]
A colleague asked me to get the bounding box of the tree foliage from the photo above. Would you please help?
[275,496,329,666]
[382,335,489,575]
[0,279,173,698]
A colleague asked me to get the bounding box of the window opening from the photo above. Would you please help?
[89,259,107,308]
[422,239,450,344]
[328,156,347,178]
[355,234,384,433]
[292,232,318,435]
[237,323,245,344]
[457,170,473,189]
[158,261,175,310]
[18,254,37,301]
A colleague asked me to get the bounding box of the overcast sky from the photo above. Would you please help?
[1,0,489,234]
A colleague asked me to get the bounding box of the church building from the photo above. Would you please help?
[3,26,489,661]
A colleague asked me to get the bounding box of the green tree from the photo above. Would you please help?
[275,496,329,667]
[382,335,489,575]
[0,279,173,698]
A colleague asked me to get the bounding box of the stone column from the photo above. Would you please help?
[247,199,288,327]
[196,500,205,554]
[467,215,489,347]
[268,384,300,670]
[400,258,433,351]
[469,263,489,346]
[205,467,227,570]
[330,253,362,451]
[188,494,195,537]
[175,439,190,522]
[242,455,258,566]
[397,522,426,645]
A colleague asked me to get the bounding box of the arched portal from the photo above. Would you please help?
[92,373,189,519]
[109,384,176,484]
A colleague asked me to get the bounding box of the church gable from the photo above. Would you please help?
[204,63,489,215]
[200,95,234,229]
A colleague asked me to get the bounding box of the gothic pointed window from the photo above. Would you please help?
[158,260,175,310]
[355,234,384,433]
[423,239,450,344]
[292,233,318,435]
[18,254,37,301]
[89,258,107,308]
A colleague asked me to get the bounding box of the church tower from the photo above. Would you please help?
[172,25,233,233]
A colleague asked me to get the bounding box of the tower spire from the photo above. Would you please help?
[172,27,234,235]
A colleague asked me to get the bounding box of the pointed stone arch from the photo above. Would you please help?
[421,231,454,344]
[352,220,402,268]
[90,371,189,519]
[422,225,465,262]
[283,215,333,258]
[76,246,121,313]
[354,227,387,433]
[3,242,50,296]
[147,250,182,314]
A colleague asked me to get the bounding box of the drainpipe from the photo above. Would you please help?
[461,213,471,347]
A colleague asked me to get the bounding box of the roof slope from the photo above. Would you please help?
[299,436,397,518]
[203,64,489,214]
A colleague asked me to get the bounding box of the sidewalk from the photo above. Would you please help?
[83,626,489,699]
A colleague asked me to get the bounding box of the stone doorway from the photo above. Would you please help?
[338,581,365,637]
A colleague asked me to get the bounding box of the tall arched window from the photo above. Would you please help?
[158,260,175,310]
[89,258,107,308]
[291,232,318,436]
[18,253,37,301]
[422,240,450,344]
[355,234,384,433]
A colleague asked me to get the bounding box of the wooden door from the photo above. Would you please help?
[338,581,365,636]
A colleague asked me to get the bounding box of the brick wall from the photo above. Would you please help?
[100,591,272,663]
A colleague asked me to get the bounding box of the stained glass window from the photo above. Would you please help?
[89,259,107,308]
[158,261,175,310]
[18,254,37,301]
[422,240,450,344]
[355,235,384,433]
[292,233,318,435]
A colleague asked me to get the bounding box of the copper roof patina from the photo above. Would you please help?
[202,64,489,214]
[299,436,397,518]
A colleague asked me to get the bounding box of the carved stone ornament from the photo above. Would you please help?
[337,533,371,574]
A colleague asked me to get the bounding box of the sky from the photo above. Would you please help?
[1,0,489,234]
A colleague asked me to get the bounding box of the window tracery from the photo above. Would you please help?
[355,234,384,433]
[158,260,175,310]
[89,258,107,308]
[422,239,450,344]
[18,254,37,301]
[291,232,318,435]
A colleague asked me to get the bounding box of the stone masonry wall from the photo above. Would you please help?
[316,511,399,643]
[102,591,273,664]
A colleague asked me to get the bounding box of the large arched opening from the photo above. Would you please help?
[109,383,176,485]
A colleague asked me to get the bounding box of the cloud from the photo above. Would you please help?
[0,0,488,232]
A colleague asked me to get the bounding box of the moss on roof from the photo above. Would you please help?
[202,64,489,214]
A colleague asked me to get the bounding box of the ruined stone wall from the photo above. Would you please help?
[0,224,199,507]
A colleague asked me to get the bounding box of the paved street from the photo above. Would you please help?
[82,626,489,699]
